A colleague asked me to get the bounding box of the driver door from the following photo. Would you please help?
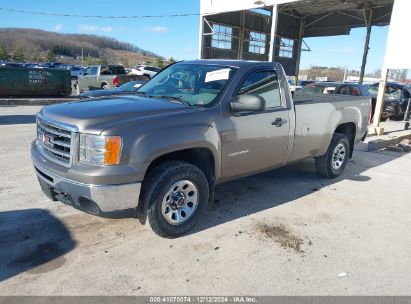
[221,69,291,180]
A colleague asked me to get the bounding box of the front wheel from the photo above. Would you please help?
[142,161,209,238]
[315,133,350,179]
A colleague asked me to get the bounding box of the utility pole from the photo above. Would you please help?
[81,46,84,63]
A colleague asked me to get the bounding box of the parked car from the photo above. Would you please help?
[132,65,160,79]
[31,60,370,237]
[80,80,146,98]
[300,82,370,96]
[368,82,410,120]
[300,82,376,120]
[0,62,25,68]
[67,66,86,80]
[77,65,142,92]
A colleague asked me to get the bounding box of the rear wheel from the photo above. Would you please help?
[315,133,350,179]
[142,161,209,238]
[102,83,109,90]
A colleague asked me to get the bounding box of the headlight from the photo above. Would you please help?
[79,134,122,166]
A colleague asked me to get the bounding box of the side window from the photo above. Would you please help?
[338,85,350,95]
[360,85,370,96]
[84,67,92,75]
[350,86,361,96]
[89,67,98,75]
[238,70,282,109]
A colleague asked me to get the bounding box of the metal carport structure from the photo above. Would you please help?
[199,0,394,84]
[199,0,411,131]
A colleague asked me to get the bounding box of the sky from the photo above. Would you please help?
[0,0,390,73]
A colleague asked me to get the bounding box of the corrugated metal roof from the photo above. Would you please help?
[279,0,394,37]
[280,0,394,16]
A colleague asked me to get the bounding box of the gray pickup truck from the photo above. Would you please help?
[77,65,142,92]
[32,60,371,237]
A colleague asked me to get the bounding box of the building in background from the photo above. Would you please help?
[199,0,393,83]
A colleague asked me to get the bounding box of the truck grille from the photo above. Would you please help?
[37,117,74,166]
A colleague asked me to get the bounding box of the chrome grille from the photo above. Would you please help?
[37,117,74,166]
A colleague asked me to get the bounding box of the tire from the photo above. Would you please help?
[102,84,109,90]
[315,133,350,179]
[142,161,209,238]
[394,110,405,121]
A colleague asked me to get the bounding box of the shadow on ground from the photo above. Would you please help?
[0,209,76,282]
[0,115,36,125]
[190,148,405,234]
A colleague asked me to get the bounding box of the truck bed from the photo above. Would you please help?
[290,92,371,162]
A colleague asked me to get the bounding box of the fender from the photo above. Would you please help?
[127,122,221,180]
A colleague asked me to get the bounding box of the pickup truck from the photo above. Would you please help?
[31,60,371,237]
[77,65,142,92]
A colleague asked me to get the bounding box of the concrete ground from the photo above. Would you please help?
[0,106,410,295]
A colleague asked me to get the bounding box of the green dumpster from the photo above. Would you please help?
[0,67,72,97]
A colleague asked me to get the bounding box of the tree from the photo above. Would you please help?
[32,52,41,63]
[46,49,55,62]
[97,57,105,65]
[13,47,25,62]
[169,57,176,64]
[0,45,9,60]
[155,57,164,68]
[85,56,93,66]
[122,58,129,67]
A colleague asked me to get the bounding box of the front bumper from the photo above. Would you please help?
[32,156,141,217]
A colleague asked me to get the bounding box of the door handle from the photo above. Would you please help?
[271,118,288,127]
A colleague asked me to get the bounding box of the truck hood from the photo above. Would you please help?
[79,89,128,98]
[40,95,193,134]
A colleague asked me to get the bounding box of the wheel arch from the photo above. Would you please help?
[144,147,216,188]
[137,147,217,224]
[334,122,356,158]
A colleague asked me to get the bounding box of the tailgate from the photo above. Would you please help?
[117,75,146,86]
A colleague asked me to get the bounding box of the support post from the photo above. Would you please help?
[359,9,373,84]
[238,11,245,60]
[371,68,389,135]
[198,16,204,59]
[268,5,278,62]
[294,17,305,85]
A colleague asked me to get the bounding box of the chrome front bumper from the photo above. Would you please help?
[33,158,141,216]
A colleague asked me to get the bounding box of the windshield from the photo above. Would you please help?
[369,84,402,99]
[138,63,236,106]
[386,90,401,100]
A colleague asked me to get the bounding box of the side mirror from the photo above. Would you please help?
[230,94,265,112]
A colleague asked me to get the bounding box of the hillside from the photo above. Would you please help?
[0,28,162,65]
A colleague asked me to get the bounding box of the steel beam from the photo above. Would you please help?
[294,17,305,84]
[198,16,205,59]
[268,5,279,62]
[359,9,374,84]
[238,11,245,60]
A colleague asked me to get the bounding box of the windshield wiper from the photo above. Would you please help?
[134,91,147,97]
[149,95,188,105]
